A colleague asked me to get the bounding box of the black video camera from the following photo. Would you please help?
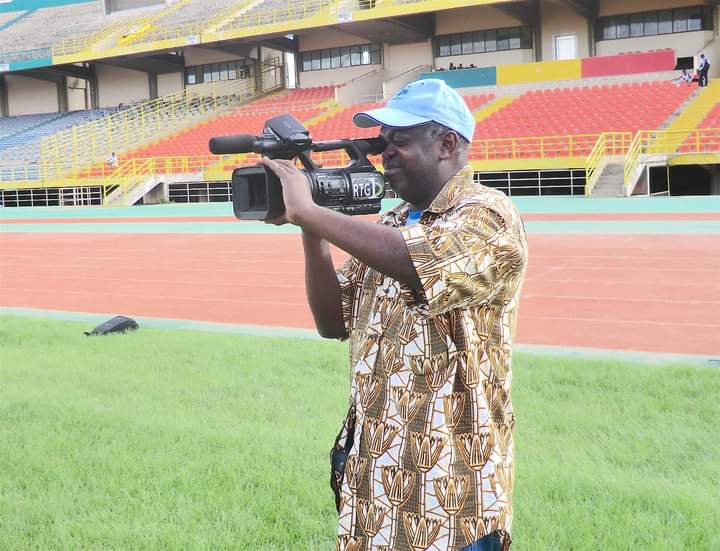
[208,114,387,221]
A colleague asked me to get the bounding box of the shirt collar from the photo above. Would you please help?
[385,164,475,224]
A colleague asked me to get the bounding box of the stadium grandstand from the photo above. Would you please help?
[0,0,718,206]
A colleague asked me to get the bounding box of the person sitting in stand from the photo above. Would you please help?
[449,62,456,70]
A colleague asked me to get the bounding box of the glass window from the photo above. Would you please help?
[643,12,658,35]
[461,32,473,54]
[219,62,228,81]
[485,29,497,52]
[601,17,615,40]
[361,44,371,65]
[437,36,450,56]
[496,28,510,50]
[473,31,485,53]
[687,6,702,31]
[341,47,351,67]
[203,65,212,82]
[370,44,381,64]
[302,52,312,72]
[616,15,630,38]
[508,27,521,49]
[520,26,532,49]
[311,51,321,70]
[673,8,688,33]
[228,62,237,80]
[630,13,643,37]
[350,46,361,65]
[658,10,673,34]
[450,34,462,55]
[185,68,196,85]
[211,63,220,82]
[331,47,341,68]
[321,49,331,69]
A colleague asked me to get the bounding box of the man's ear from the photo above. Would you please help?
[439,131,460,160]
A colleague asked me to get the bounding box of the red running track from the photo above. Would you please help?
[1,232,718,356]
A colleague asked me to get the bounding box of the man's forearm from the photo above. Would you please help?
[302,230,347,339]
[298,205,421,289]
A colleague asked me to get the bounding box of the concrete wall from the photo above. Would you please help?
[96,64,149,107]
[299,64,381,88]
[598,0,706,16]
[385,41,432,77]
[157,72,182,96]
[435,49,534,71]
[6,74,57,115]
[300,28,370,50]
[540,0,590,60]
[435,5,521,34]
[67,77,86,111]
[184,46,250,66]
[595,31,714,59]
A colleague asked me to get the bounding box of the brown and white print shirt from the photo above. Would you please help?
[334,166,527,551]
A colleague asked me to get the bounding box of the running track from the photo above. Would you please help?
[1,202,719,356]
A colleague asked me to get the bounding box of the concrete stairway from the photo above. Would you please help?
[591,162,625,197]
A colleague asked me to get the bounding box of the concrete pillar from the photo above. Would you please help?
[88,63,99,109]
[148,71,158,99]
[0,74,8,117]
[57,75,69,113]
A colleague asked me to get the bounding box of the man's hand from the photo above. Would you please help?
[262,157,316,226]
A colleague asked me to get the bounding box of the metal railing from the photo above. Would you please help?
[469,133,599,161]
[39,77,256,181]
[624,127,720,195]
[584,132,632,195]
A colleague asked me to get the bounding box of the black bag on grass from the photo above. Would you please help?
[84,316,139,336]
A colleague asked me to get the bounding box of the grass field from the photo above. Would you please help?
[1,315,718,550]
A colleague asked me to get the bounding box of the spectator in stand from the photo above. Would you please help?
[672,69,694,87]
[106,152,119,168]
[698,54,710,87]
[469,63,477,69]
[458,63,464,69]
[449,62,456,70]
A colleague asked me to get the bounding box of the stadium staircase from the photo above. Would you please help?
[102,86,336,205]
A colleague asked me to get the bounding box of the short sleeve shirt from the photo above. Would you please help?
[334,166,528,551]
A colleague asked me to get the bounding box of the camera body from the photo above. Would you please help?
[209,114,386,221]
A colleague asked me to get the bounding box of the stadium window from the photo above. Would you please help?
[302,52,312,72]
[211,63,220,82]
[473,31,485,53]
[687,6,702,31]
[361,44,371,65]
[520,27,533,49]
[496,28,510,50]
[485,29,497,52]
[341,47,351,67]
[643,12,658,35]
[451,35,462,55]
[508,27,521,49]
[630,13,643,37]
[370,44,381,65]
[311,51,321,70]
[673,8,688,33]
[350,46,362,65]
[658,10,673,34]
[219,62,229,81]
[228,62,237,80]
[321,49,331,70]
[203,65,212,83]
[331,48,341,68]
[616,15,630,39]
[185,67,197,85]
[461,32,473,54]
[437,36,450,57]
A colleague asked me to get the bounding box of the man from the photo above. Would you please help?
[262,79,527,551]
[698,54,710,87]
[106,151,118,168]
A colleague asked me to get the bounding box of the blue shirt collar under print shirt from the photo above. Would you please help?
[405,209,424,225]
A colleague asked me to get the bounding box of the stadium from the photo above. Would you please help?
[0,0,718,549]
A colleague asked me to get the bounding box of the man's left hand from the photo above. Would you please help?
[262,157,316,226]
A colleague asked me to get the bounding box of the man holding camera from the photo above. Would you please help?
[263,79,527,551]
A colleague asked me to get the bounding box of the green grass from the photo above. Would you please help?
[0,315,718,550]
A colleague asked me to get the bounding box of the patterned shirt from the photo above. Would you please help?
[334,166,527,551]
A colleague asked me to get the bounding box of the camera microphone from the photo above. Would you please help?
[209,134,259,155]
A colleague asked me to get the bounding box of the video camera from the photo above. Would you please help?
[208,114,387,221]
